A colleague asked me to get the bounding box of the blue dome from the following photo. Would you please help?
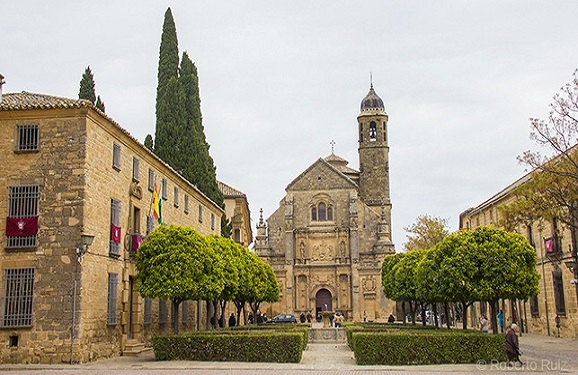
[360,85,385,112]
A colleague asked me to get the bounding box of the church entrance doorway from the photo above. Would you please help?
[315,288,332,319]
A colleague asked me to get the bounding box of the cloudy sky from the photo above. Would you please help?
[3,1,578,248]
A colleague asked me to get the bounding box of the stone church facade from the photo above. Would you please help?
[255,85,396,322]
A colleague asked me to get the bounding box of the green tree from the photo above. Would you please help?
[79,66,96,104]
[95,95,105,112]
[178,51,225,233]
[470,227,540,334]
[403,214,450,251]
[144,134,154,151]
[135,225,225,333]
[246,253,280,319]
[205,235,241,327]
[154,8,185,170]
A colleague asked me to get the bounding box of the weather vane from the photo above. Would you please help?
[330,140,336,154]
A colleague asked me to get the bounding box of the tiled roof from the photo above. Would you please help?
[0,91,92,110]
[218,180,246,198]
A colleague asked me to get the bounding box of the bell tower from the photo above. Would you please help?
[357,83,391,207]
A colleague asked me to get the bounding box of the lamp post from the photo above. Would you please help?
[70,234,94,364]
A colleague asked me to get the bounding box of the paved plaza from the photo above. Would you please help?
[0,331,576,375]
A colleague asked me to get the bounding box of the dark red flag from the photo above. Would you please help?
[111,224,121,244]
[5,216,39,237]
[131,234,142,252]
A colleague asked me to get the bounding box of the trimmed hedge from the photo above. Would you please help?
[152,330,307,363]
[351,330,507,365]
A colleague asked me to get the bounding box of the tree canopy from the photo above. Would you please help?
[403,214,450,251]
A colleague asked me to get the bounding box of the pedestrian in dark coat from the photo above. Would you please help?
[505,323,522,365]
[228,313,236,327]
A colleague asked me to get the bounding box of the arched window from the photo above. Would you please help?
[311,202,334,222]
[318,202,326,221]
[369,121,377,141]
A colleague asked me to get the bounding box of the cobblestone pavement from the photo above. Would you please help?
[0,333,576,375]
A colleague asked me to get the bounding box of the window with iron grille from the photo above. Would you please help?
[211,213,215,230]
[132,157,140,182]
[6,185,39,249]
[144,297,152,324]
[174,187,179,207]
[184,195,189,214]
[198,205,203,223]
[1,268,35,327]
[552,269,566,316]
[530,295,539,317]
[109,198,122,257]
[161,178,168,200]
[112,143,121,170]
[182,300,188,323]
[159,299,167,324]
[15,124,39,151]
[107,273,118,325]
[148,169,154,192]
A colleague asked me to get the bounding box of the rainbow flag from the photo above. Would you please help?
[153,182,162,224]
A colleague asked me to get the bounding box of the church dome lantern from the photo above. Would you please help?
[360,84,385,113]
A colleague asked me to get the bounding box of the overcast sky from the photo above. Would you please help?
[3,1,578,248]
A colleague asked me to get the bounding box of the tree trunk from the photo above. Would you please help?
[402,301,407,326]
[433,303,439,328]
[444,302,451,329]
[172,299,180,334]
[461,301,468,330]
[489,299,499,334]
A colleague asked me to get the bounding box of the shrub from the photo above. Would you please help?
[351,331,506,365]
[152,330,307,363]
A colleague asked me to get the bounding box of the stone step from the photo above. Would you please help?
[308,327,347,343]
[123,340,152,357]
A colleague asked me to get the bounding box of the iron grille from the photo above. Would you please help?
[16,124,39,151]
[7,185,39,248]
[1,268,35,327]
[109,198,121,256]
[107,273,118,325]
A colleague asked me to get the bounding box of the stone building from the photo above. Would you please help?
[255,85,396,322]
[218,181,252,246]
[460,172,578,338]
[0,91,223,363]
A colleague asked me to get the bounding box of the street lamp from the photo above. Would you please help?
[71,233,94,364]
[76,234,95,258]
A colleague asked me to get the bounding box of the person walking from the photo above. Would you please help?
[479,315,489,333]
[228,313,236,327]
[505,323,523,366]
[300,312,306,323]
[497,310,505,333]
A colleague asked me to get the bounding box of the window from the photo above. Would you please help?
[161,178,168,200]
[132,157,140,182]
[383,122,387,142]
[174,187,179,207]
[144,297,152,324]
[530,295,539,317]
[359,124,364,142]
[15,124,39,151]
[234,229,241,243]
[159,299,167,324]
[148,169,154,191]
[112,143,121,170]
[107,273,118,325]
[6,185,39,249]
[369,121,377,141]
[198,205,203,223]
[1,268,34,327]
[184,195,189,214]
[211,213,215,230]
[552,269,566,316]
[110,198,122,257]
[311,202,334,222]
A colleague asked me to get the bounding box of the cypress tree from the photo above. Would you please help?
[79,66,96,104]
[144,134,154,151]
[95,95,105,112]
[154,7,183,168]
